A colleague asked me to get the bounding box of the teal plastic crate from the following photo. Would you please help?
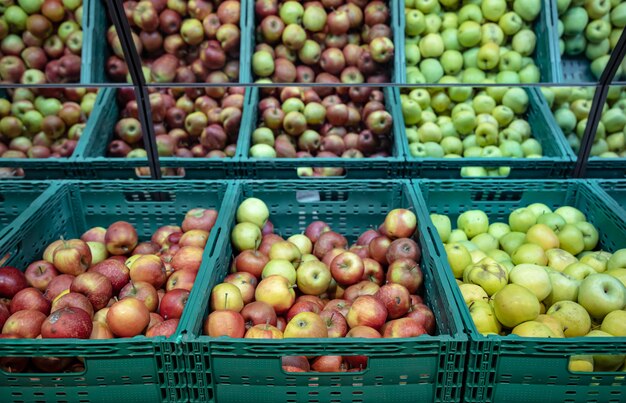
[402,87,575,178]
[398,0,560,83]
[245,0,403,83]
[0,90,94,179]
[237,87,405,179]
[80,0,108,84]
[73,88,242,179]
[590,179,626,219]
[0,179,233,403]
[413,179,626,403]
[0,181,55,243]
[179,180,468,403]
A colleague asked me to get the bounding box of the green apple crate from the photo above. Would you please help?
[0,180,233,403]
[413,179,626,403]
[178,179,467,403]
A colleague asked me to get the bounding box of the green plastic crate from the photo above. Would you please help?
[413,179,626,403]
[237,87,405,179]
[590,179,626,219]
[245,0,403,83]
[0,181,55,243]
[73,88,242,179]
[0,90,92,179]
[0,179,233,403]
[398,0,560,83]
[178,179,468,403]
[402,87,575,178]
[80,0,108,84]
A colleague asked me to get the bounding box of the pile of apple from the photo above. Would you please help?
[109,86,243,160]
[432,203,626,372]
[404,0,542,84]
[557,0,625,79]
[0,87,96,161]
[544,86,626,158]
[0,0,83,84]
[401,86,544,176]
[252,0,394,83]
[251,86,393,175]
[107,0,241,83]
[0,207,218,372]
[205,197,435,372]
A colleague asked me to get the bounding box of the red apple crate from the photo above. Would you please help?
[73,88,244,179]
[0,179,234,403]
[177,179,467,403]
[413,179,626,403]
[400,87,576,179]
[237,87,406,179]
[398,0,560,83]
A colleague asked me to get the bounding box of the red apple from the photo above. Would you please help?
[276,316,287,331]
[345,325,381,338]
[0,304,9,329]
[382,317,426,338]
[182,208,218,232]
[44,274,75,301]
[258,234,284,256]
[31,356,73,372]
[151,225,182,248]
[386,238,421,264]
[368,236,391,265]
[204,310,245,337]
[381,209,417,239]
[319,308,348,337]
[314,231,348,259]
[346,295,387,330]
[119,281,159,312]
[0,266,28,298]
[361,258,384,285]
[323,299,351,317]
[166,269,197,292]
[90,321,114,339]
[240,301,277,329]
[179,230,209,248]
[348,245,370,260]
[70,272,113,310]
[294,295,325,311]
[146,318,179,337]
[132,241,161,255]
[9,287,51,315]
[407,303,435,335]
[244,323,283,339]
[0,354,28,373]
[386,259,423,294]
[322,248,347,268]
[159,289,189,320]
[2,309,46,337]
[343,281,380,302]
[281,356,310,371]
[88,259,130,294]
[106,297,150,337]
[224,272,258,304]
[129,254,167,289]
[41,307,93,339]
[43,240,64,263]
[51,292,94,318]
[311,355,343,372]
[25,261,59,292]
[147,312,164,329]
[330,252,364,286]
[305,221,331,243]
[105,221,138,255]
[375,283,410,319]
[171,246,204,272]
[52,239,92,276]
[80,227,106,243]
[286,301,320,323]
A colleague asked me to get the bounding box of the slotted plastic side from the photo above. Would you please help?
[0,181,56,242]
[179,180,467,403]
[412,179,626,403]
[403,87,575,178]
[81,0,108,84]
[590,179,626,220]
[0,180,233,403]
[237,88,405,179]
[73,88,242,179]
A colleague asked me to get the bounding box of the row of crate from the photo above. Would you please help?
[56,0,606,85]
[0,178,625,402]
[4,86,626,180]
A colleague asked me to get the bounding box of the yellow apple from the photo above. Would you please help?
[545,248,578,272]
[469,300,501,335]
[445,242,472,278]
[546,301,591,337]
[460,283,489,305]
[568,355,594,372]
[493,284,541,328]
[535,314,565,337]
[525,224,559,250]
[511,320,557,337]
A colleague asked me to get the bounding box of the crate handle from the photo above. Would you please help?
[123,191,174,203]
[281,355,369,374]
[0,356,86,376]
[297,168,348,179]
[136,168,187,179]
[296,191,349,203]
[468,190,524,202]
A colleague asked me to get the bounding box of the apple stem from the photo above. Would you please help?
[0,253,11,267]
[224,292,229,309]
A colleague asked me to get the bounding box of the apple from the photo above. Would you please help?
[314,231,348,259]
[0,266,28,299]
[600,310,626,337]
[286,301,320,323]
[343,281,380,302]
[382,317,427,338]
[81,227,106,243]
[119,281,159,312]
[386,238,421,263]
[319,308,348,338]
[577,274,626,320]
[608,249,626,270]
[546,248,578,272]
[210,283,244,313]
[236,198,269,229]
[41,307,92,339]
[106,298,150,337]
[381,209,417,239]
[330,252,364,286]
[146,319,179,338]
[511,244,548,266]
[281,356,310,372]
[457,210,489,238]
[88,258,130,294]
[445,243,472,279]
[269,241,302,269]
[546,300,591,337]
[492,284,540,328]
[346,295,387,330]
[70,272,113,311]
[305,221,331,243]
[283,312,328,338]
[509,264,552,301]
[311,355,343,372]
[407,303,436,335]
[234,250,269,279]
[105,221,138,255]
[262,259,296,285]
[511,321,557,338]
[244,323,283,339]
[535,314,565,338]
[231,223,262,252]
[24,261,58,292]
[52,239,92,276]
[9,287,51,315]
[346,325,381,338]
[296,260,331,295]
[460,283,489,305]
[254,275,295,315]
[129,254,167,289]
[375,283,410,319]
[171,246,204,273]
[159,289,189,320]
[224,272,257,304]
[386,258,423,294]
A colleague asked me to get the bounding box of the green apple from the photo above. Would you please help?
[499,12,523,36]
[458,21,482,48]
[419,59,444,83]
[423,142,445,158]
[287,234,312,255]
[487,223,510,241]
[469,300,502,335]
[500,232,526,256]
[302,5,326,32]
[441,137,463,155]
[237,198,269,228]
[252,128,275,146]
[578,274,626,320]
[405,9,426,36]
[445,242,473,278]
[585,330,626,371]
[481,23,504,45]
[519,64,540,83]
[601,108,626,133]
[481,0,507,21]
[563,7,589,36]
[537,213,567,233]
[546,248,578,272]
[463,259,509,296]
[509,264,552,301]
[512,29,537,56]
[512,243,548,266]
[611,2,626,27]
[574,222,599,251]
[544,269,581,306]
[513,0,541,21]
[526,203,552,218]
[502,88,529,114]
[590,54,610,78]
[252,51,275,77]
[547,300,591,337]
[493,283,541,328]
[498,140,523,158]
[419,33,444,58]
[557,224,586,256]
[402,99,422,125]
[406,43,421,66]
[441,50,463,75]
[460,167,489,177]
[521,139,543,157]
[509,207,537,233]
[424,13,442,34]
[509,119,532,140]
[563,262,597,280]
[568,355,594,372]
[231,223,263,252]
[555,206,586,224]
[463,67,487,83]
[499,50,522,72]
[554,108,578,133]
[585,19,611,43]
[585,38,610,60]
[601,310,626,336]
[431,213,452,242]
[262,259,297,285]
[512,320,558,337]
[4,6,28,31]
[607,249,626,270]
[458,210,490,238]
[442,28,460,51]
[279,1,304,24]
[458,3,482,23]
[418,122,443,143]
[492,105,514,127]
[17,0,44,14]
[442,12,458,29]
[580,251,611,273]
[487,249,512,264]
[472,233,499,252]
[415,0,439,13]
[406,127,419,143]
[449,229,469,243]
[460,283,489,305]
